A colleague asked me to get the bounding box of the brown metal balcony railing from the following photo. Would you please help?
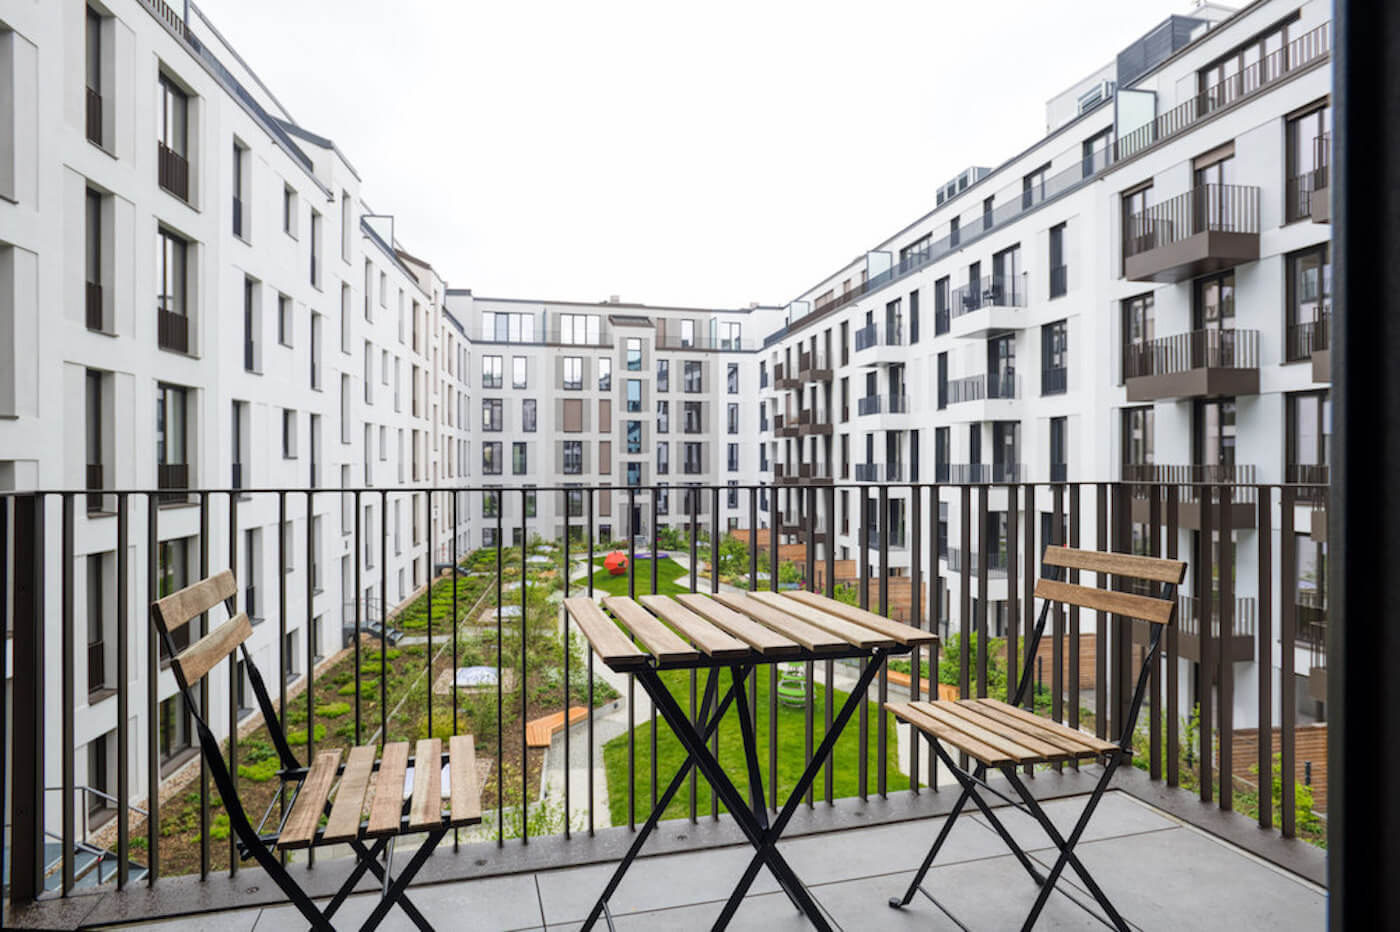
[157,307,189,353]
[1286,463,1330,503]
[1123,184,1260,259]
[155,462,189,504]
[88,640,106,694]
[85,281,104,331]
[157,142,190,201]
[1123,329,1260,379]
[1177,595,1257,641]
[1286,310,1330,362]
[86,463,104,512]
[85,87,103,145]
[0,478,1326,910]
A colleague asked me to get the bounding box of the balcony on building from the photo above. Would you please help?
[856,394,910,418]
[945,545,1008,576]
[1285,309,1332,382]
[1122,184,1260,283]
[947,273,1028,339]
[1122,328,1259,401]
[854,462,903,482]
[1124,463,1258,530]
[798,348,832,382]
[1287,133,1331,224]
[852,321,904,357]
[773,412,799,438]
[947,462,1024,483]
[796,408,832,436]
[157,303,190,354]
[943,373,1020,420]
[1132,595,1256,664]
[157,142,190,202]
[773,362,800,390]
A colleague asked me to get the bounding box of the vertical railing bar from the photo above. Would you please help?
[1148,486,1162,780]
[688,488,697,823]
[1068,483,1081,772]
[380,490,388,746]
[562,491,571,842]
[804,489,816,808]
[826,484,836,803]
[426,495,434,742]
[587,488,594,836]
[353,490,362,745]
[930,482,941,789]
[198,494,211,877]
[1096,484,1108,741]
[1280,487,1297,837]
[958,484,970,772]
[651,493,659,816]
[1023,483,1036,735]
[711,486,721,822]
[1219,483,1235,811]
[8,494,43,906]
[452,491,462,851]
[769,488,779,813]
[1257,486,1273,829]
[494,493,503,844]
[858,490,870,798]
[910,485,923,792]
[1199,484,1215,804]
[148,493,162,883]
[976,485,988,701]
[276,492,288,864]
[226,492,239,876]
[61,494,75,895]
[520,490,529,841]
[116,494,130,889]
[627,488,637,831]
[877,484,889,799]
[304,490,316,868]
[1006,484,1019,706]
[1166,485,1181,787]
[0,496,9,902]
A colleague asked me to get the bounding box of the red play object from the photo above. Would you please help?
[604,551,629,576]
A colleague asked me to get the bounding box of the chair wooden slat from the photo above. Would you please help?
[637,595,752,659]
[970,699,1119,755]
[672,594,802,657]
[909,701,1043,764]
[1043,545,1186,585]
[322,745,377,844]
[408,738,443,830]
[937,702,1072,762]
[888,702,1019,766]
[448,735,482,826]
[563,597,652,671]
[1034,578,1175,625]
[710,592,850,653]
[152,569,237,632]
[602,596,701,664]
[171,613,253,687]
[772,590,938,646]
[367,742,411,836]
[278,749,343,849]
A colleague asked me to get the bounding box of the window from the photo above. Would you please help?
[155,383,188,492]
[683,442,702,474]
[656,359,669,392]
[562,356,582,390]
[656,400,669,433]
[1285,244,1331,361]
[482,441,502,475]
[156,228,189,352]
[683,401,702,434]
[481,310,536,343]
[1286,104,1331,221]
[85,8,106,146]
[278,294,293,347]
[158,695,192,766]
[309,209,322,287]
[727,363,739,394]
[84,189,105,331]
[1021,163,1048,209]
[1082,128,1111,177]
[627,420,642,454]
[949,216,960,248]
[683,361,702,393]
[1120,293,1155,381]
[1121,406,1154,469]
[909,290,920,344]
[680,319,695,348]
[935,427,949,482]
[562,399,584,432]
[1050,417,1068,482]
[626,338,642,370]
[1286,391,1331,487]
[512,442,528,475]
[522,398,537,432]
[719,321,742,349]
[1197,17,1294,109]
[512,355,527,389]
[626,379,642,413]
[1041,320,1068,395]
[563,441,583,474]
[1121,184,1153,266]
[727,443,739,472]
[482,490,500,518]
[556,313,599,345]
[156,74,190,199]
[1049,223,1067,298]
[242,278,260,372]
[626,462,642,487]
[284,186,298,237]
[483,355,503,389]
[656,441,669,475]
[727,403,739,434]
[282,409,297,458]
[899,235,931,270]
[232,140,249,238]
[340,191,352,262]
[598,357,612,391]
[524,490,537,518]
[983,195,994,231]
[482,398,503,431]
[656,485,670,515]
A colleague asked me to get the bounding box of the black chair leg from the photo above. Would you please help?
[889,776,975,908]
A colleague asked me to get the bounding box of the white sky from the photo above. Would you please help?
[196,0,1186,308]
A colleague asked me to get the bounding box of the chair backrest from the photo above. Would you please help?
[150,570,253,691]
[1017,546,1187,749]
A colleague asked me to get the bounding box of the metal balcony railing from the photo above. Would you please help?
[85,87,103,144]
[1177,595,1257,641]
[157,306,189,354]
[854,322,903,352]
[1123,184,1261,258]
[155,463,189,504]
[949,273,1028,319]
[1123,329,1260,378]
[86,463,104,513]
[157,142,190,201]
[0,478,1327,912]
[1286,310,1330,362]
[1122,463,1260,505]
[1041,367,1067,395]
[946,463,1024,483]
[945,373,1019,404]
[1286,463,1330,503]
[1049,264,1068,298]
[86,281,104,331]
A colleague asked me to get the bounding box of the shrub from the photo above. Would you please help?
[285,724,327,746]
[237,757,280,782]
[210,813,231,841]
[316,701,351,718]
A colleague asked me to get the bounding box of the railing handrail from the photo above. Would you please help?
[1123,327,1261,378]
[1123,183,1261,258]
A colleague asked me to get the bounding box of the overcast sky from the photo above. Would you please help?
[196,0,1184,308]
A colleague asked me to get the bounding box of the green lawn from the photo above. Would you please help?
[603,664,906,824]
[587,557,693,597]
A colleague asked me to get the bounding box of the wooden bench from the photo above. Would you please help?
[525,706,590,747]
[886,546,1186,932]
[151,570,481,931]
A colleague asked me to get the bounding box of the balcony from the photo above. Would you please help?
[853,321,904,356]
[856,394,910,417]
[947,273,1028,339]
[1286,463,1330,505]
[776,461,833,486]
[773,413,799,438]
[947,463,1025,483]
[1041,366,1067,396]
[0,480,1328,924]
[943,373,1019,420]
[156,462,190,504]
[157,142,190,201]
[1125,463,1258,530]
[1123,329,1259,401]
[1122,184,1260,283]
[945,545,1008,576]
[797,349,832,382]
[1288,134,1331,224]
[1128,595,1257,664]
[773,363,800,391]
[85,87,102,145]
[1287,311,1333,382]
[85,282,103,332]
[796,408,832,436]
[854,463,903,482]
[157,307,189,354]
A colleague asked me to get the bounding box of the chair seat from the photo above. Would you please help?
[277,735,481,850]
[888,699,1119,768]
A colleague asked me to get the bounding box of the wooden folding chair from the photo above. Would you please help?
[151,570,482,931]
[886,546,1186,931]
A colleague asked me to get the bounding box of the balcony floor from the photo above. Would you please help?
[95,789,1323,931]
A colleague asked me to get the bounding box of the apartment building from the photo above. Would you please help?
[444,293,785,546]
[0,0,469,812]
[764,0,1332,728]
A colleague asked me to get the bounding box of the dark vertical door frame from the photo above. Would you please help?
[1332,0,1400,923]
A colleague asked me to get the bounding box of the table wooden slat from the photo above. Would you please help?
[672,594,803,658]
[779,590,939,646]
[638,595,752,659]
[563,597,651,670]
[367,742,411,836]
[322,744,377,844]
[710,592,849,653]
[408,738,443,830]
[602,596,701,664]
[448,735,482,826]
[278,749,342,849]
[740,591,895,649]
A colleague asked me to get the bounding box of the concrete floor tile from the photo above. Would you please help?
[777,812,1008,885]
[251,874,544,932]
[969,789,1178,853]
[811,872,962,930]
[915,853,1116,930]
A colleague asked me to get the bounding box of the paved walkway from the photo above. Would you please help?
[101,790,1325,930]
